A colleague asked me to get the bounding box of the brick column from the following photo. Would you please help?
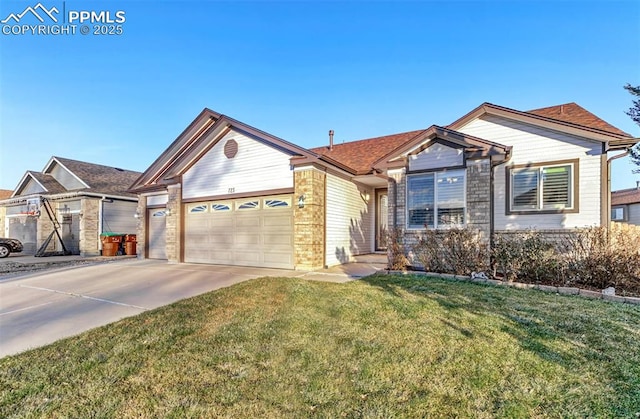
[466,159,491,242]
[135,197,147,259]
[80,198,100,256]
[166,184,182,263]
[293,167,325,270]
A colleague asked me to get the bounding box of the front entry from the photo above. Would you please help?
[376,190,388,250]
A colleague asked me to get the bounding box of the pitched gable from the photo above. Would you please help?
[130,108,317,193]
[14,171,66,196]
[527,103,630,137]
[52,157,141,196]
[449,102,634,149]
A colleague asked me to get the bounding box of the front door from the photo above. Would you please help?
[376,190,388,250]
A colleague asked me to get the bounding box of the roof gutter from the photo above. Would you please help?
[0,191,138,206]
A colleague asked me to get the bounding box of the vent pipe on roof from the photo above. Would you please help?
[637,180,639,190]
[329,130,334,151]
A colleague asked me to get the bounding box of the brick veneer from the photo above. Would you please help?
[294,167,326,270]
[166,184,182,263]
[390,158,492,265]
[80,198,100,256]
[135,199,147,259]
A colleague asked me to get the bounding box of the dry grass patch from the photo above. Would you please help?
[1,275,639,417]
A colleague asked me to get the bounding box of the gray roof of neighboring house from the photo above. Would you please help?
[27,171,67,194]
[10,157,142,199]
[52,157,142,197]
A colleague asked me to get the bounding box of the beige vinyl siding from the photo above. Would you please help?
[47,162,85,190]
[102,200,137,234]
[325,173,374,266]
[408,143,463,171]
[458,115,602,229]
[629,203,640,225]
[182,129,294,200]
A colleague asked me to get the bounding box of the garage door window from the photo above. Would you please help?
[265,198,291,208]
[211,203,231,212]
[237,200,259,210]
[188,204,208,213]
[152,210,166,217]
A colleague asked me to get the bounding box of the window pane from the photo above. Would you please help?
[407,175,434,228]
[542,165,570,208]
[512,169,538,209]
[612,207,624,220]
[436,171,465,225]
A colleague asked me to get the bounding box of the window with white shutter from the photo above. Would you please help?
[508,160,577,213]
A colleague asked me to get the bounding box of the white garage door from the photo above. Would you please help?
[147,209,167,260]
[184,195,294,269]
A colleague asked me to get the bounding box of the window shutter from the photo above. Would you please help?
[542,165,570,208]
[512,169,539,209]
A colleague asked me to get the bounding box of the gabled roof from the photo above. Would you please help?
[612,187,640,206]
[27,172,67,194]
[52,157,142,196]
[310,130,425,175]
[448,102,635,149]
[11,157,141,198]
[372,125,512,171]
[527,103,631,137]
[130,108,318,193]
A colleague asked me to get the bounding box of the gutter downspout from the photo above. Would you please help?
[606,148,632,228]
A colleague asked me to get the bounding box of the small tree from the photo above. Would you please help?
[624,83,640,169]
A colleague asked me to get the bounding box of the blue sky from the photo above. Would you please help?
[1,0,639,191]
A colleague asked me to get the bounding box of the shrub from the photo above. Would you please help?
[387,227,409,271]
[413,228,489,275]
[562,224,640,293]
[492,231,561,283]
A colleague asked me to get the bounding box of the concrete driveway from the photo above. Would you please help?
[0,256,386,358]
[0,259,304,358]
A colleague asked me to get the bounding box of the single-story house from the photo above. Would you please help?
[129,102,637,270]
[612,185,640,225]
[0,157,141,256]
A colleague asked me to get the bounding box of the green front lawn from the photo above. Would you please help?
[2,274,639,417]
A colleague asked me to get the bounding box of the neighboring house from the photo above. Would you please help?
[130,102,637,270]
[612,185,640,225]
[0,157,141,256]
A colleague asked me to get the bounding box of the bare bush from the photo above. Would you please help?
[492,231,561,283]
[413,228,489,275]
[562,224,640,293]
[387,227,409,271]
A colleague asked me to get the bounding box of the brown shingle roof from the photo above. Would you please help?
[52,157,142,197]
[612,187,640,206]
[310,130,425,174]
[527,103,630,137]
[0,189,12,199]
